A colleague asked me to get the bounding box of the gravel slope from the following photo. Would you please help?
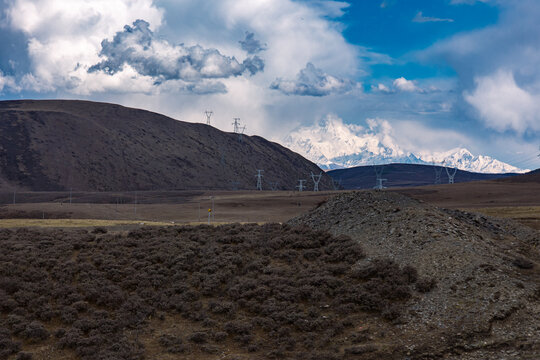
[289,191,540,359]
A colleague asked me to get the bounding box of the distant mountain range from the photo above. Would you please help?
[328,163,519,190]
[0,100,332,192]
[284,115,528,174]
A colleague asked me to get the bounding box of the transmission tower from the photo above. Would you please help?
[332,178,342,191]
[433,162,443,184]
[255,170,264,190]
[269,181,279,191]
[373,165,387,190]
[230,181,240,191]
[232,118,241,133]
[204,110,213,125]
[296,179,306,192]
[310,172,323,191]
[445,167,457,184]
[232,118,246,142]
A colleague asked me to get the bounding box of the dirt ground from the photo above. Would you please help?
[391,180,540,229]
[0,191,338,225]
[1,180,539,230]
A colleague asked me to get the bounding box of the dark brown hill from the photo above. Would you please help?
[497,167,540,183]
[0,100,331,191]
[328,163,519,189]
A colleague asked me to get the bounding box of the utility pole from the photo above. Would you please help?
[446,167,458,184]
[204,110,213,125]
[13,190,15,205]
[310,172,322,192]
[255,170,264,190]
[70,188,72,205]
[296,179,306,192]
[373,165,387,190]
[209,196,214,221]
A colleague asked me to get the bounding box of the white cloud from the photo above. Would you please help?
[412,11,454,23]
[5,0,164,93]
[373,83,391,93]
[270,62,356,96]
[0,71,20,93]
[420,0,540,136]
[88,19,264,93]
[464,69,540,134]
[393,77,420,92]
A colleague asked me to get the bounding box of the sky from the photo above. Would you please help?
[0,0,539,170]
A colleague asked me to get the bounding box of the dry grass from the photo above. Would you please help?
[0,219,176,228]
[466,206,540,230]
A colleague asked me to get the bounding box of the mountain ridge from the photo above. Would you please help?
[284,115,529,173]
[0,100,332,192]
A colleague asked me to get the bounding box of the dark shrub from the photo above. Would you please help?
[16,352,33,360]
[416,278,437,293]
[188,331,208,344]
[22,321,49,343]
[513,257,534,269]
[158,334,186,354]
[92,227,108,234]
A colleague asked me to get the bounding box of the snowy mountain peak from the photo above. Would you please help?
[284,116,528,174]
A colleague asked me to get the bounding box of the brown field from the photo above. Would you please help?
[0,177,538,230]
[0,191,338,228]
[391,179,540,229]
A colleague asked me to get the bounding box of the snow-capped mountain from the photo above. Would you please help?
[284,115,528,174]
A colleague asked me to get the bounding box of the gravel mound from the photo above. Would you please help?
[289,190,540,359]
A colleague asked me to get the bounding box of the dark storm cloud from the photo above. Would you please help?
[270,62,355,96]
[239,32,266,54]
[89,20,264,92]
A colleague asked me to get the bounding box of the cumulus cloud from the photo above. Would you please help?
[2,0,166,94]
[0,71,20,93]
[413,11,454,23]
[421,0,540,135]
[239,32,266,54]
[89,19,264,91]
[270,62,355,96]
[464,70,540,134]
[393,77,420,92]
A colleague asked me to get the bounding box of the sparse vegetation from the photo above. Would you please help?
[0,224,430,359]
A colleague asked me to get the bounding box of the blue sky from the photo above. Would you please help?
[0,0,538,170]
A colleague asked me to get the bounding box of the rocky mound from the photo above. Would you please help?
[289,191,540,359]
[0,100,331,191]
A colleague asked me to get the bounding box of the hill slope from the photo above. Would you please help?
[328,163,518,189]
[289,191,540,359]
[0,100,331,191]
